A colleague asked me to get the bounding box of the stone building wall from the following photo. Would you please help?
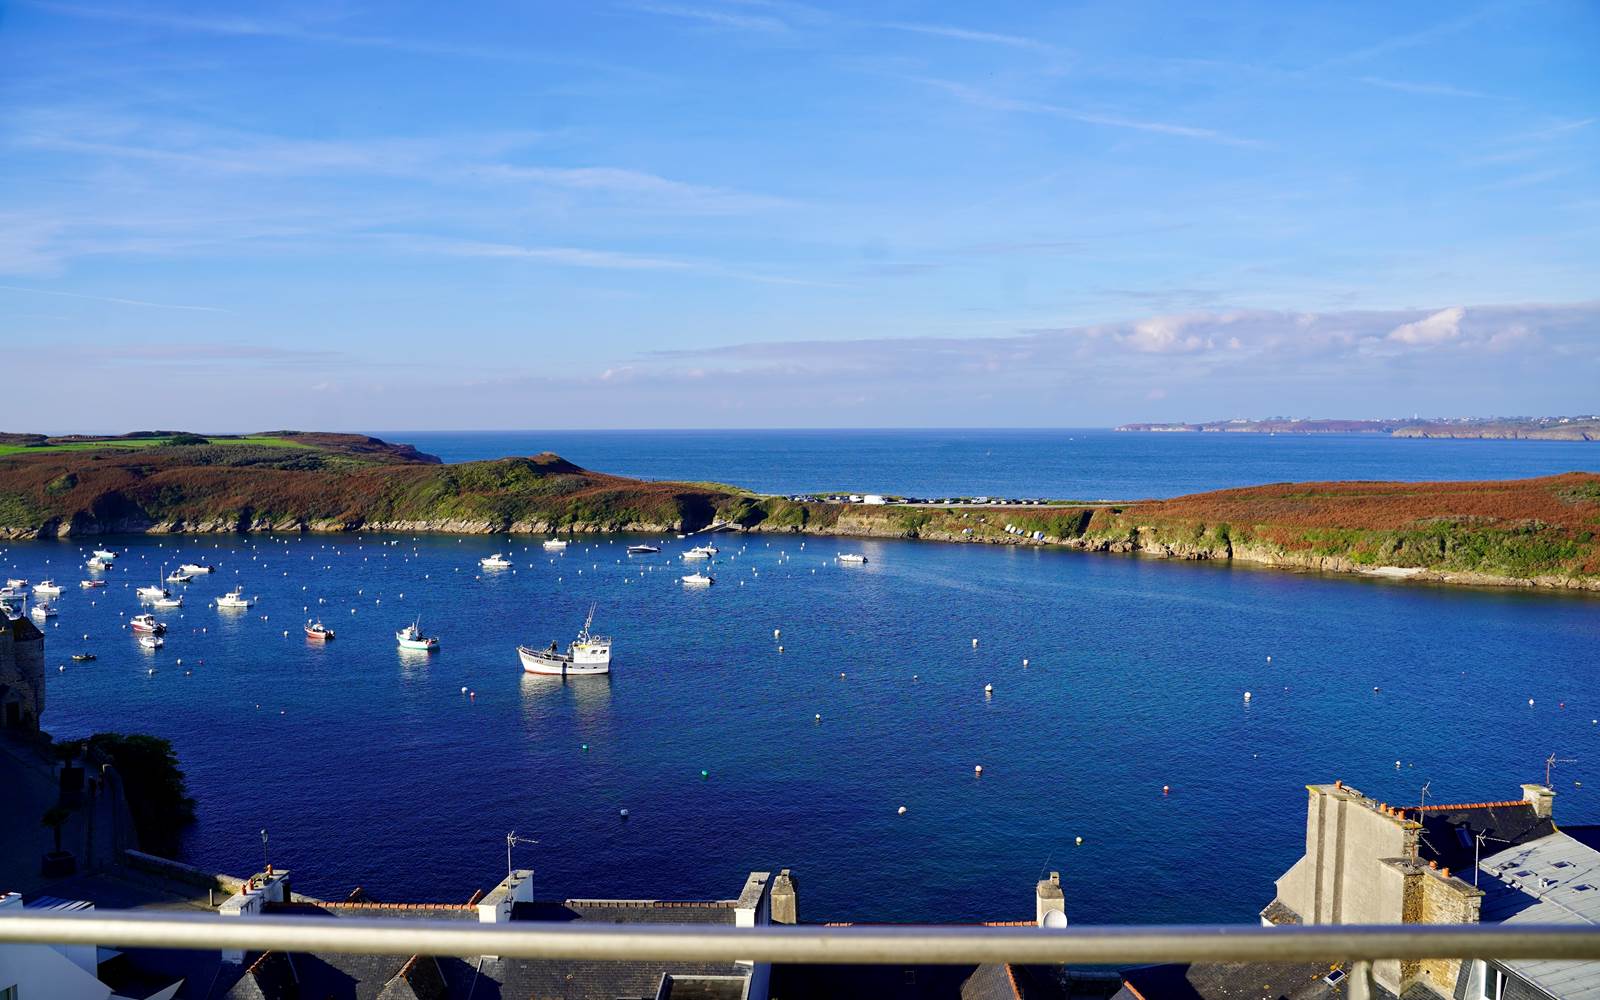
[0,615,46,732]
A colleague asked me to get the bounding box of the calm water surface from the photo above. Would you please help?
[13,533,1598,924]
[390,428,1599,500]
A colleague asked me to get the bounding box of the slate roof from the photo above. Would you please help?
[1115,962,1402,1000]
[1407,802,1555,874]
[1477,832,1600,1000]
[2,613,43,641]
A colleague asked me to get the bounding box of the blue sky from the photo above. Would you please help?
[1,1,1596,431]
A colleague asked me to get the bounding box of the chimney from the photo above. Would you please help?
[1036,872,1066,927]
[770,869,798,925]
[1521,783,1555,819]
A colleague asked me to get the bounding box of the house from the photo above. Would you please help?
[1116,781,1600,1000]
[0,613,45,733]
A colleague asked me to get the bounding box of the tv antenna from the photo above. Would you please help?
[1473,831,1511,887]
[1545,753,1576,787]
[506,830,539,876]
[1419,781,1431,811]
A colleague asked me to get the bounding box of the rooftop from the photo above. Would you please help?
[1478,831,1600,1000]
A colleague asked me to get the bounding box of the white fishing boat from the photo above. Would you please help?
[542,539,569,552]
[165,569,193,584]
[626,544,660,555]
[680,571,714,587]
[129,614,166,635]
[682,546,716,560]
[33,580,62,596]
[479,553,513,569]
[305,620,335,641]
[396,619,439,651]
[837,553,868,564]
[92,549,117,561]
[517,605,611,676]
[137,583,170,600]
[80,579,106,590]
[30,602,56,619]
[178,563,214,574]
[86,558,111,571]
[214,588,252,609]
[152,594,184,609]
[139,634,163,650]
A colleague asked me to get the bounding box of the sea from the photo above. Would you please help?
[391,428,1600,499]
[12,430,1600,925]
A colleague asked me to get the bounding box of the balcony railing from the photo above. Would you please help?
[3,913,1598,1000]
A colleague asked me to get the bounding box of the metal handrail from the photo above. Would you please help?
[1,912,1598,965]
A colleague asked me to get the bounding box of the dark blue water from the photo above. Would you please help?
[13,533,1598,924]
[387,429,1599,500]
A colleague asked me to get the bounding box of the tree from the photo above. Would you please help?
[41,805,70,853]
[63,733,196,856]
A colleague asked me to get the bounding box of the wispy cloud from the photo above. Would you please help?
[26,0,549,61]
[879,21,1055,53]
[621,1,790,32]
[1358,76,1495,99]
[915,78,1261,147]
[0,282,230,312]
[1317,5,1500,69]
[390,237,692,271]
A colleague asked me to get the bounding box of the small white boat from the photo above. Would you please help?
[31,602,56,619]
[837,553,868,564]
[137,584,170,600]
[178,563,214,574]
[681,571,714,587]
[627,544,660,555]
[86,558,111,571]
[92,549,118,561]
[542,539,569,551]
[682,546,717,560]
[214,588,252,609]
[165,570,193,584]
[80,579,106,590]
[396,619,439,651]
[129,614,165,634]
[517,605,610,675]
[305,620,335,641]
[5,578,28,589]
[139,634,163,650]
[479,553,513,569]
[152,594,184,609]
[33,580,62,596]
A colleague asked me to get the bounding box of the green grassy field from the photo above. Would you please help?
[0,435,312,457]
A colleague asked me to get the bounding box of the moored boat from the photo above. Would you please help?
[71,653,95,662]
[214,588,252,609]
[517,605,610,676]
[837,552,868,564]
[682,545,717,560]
[129,614,166,635]
[80,579,106,590]
[479,553,513,569]
[179,563,214,574]
[396,619,439,651]
[152,594,184,609]
[627,544,661,555]
[30,602,56,619]
[305,620,335,641]
[86,558,111,571]
[33,580,62,596]
[92,549,117,561]
[542,539,570,551]
[681,571,714,587]
[165,570,193,584]
[139,634,163,650]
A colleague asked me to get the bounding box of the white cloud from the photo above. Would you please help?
[1124,315,1209,353]
[1387,306,1465,345]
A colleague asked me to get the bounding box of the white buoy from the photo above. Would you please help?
[1075,836,1083,846]
[774,629,781,638]
[1529,698,1535,707]
[1243,690,1252,701]
[461,686,469,694]
[814,713,821,722]
[974,765,983,776]
[1022,658,1029,667]
[984,683,993,694]
[620,808,629,819]
[971,638,979,648]
[897,805,907,815]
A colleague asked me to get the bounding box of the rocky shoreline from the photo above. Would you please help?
[9,505,1597,595]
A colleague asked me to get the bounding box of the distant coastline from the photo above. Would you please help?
[1,430,1597,594]
[1115,416,1600,441]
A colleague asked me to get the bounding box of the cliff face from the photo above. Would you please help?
[2,434,1596,594]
